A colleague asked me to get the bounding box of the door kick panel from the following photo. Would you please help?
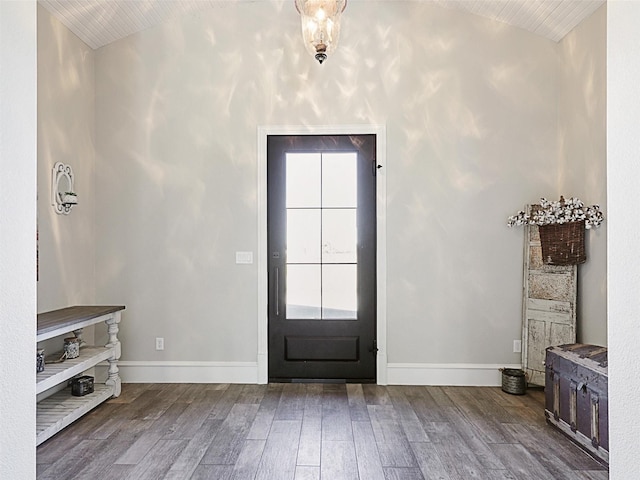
[285,336,359,361]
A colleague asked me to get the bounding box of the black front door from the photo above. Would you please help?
[267,135,377,382]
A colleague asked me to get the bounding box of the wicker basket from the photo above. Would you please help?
[501,368,527,395]
[538,220,586,266]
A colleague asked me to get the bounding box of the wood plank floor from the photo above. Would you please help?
[36,384,608,480]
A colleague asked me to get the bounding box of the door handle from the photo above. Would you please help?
[275,267,279,316]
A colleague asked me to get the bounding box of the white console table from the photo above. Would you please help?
[36,305,124,446]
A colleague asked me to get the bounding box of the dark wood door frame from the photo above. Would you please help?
[257,125,387,385]
[267,134,376,382]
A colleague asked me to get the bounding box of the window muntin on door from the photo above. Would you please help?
[285,152,358,320]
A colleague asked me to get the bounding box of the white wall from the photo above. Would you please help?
[0,2,37,478]
[37,5,96,313]
[558,5,607,345]
[607,1,640,477]
[93,1,559,382]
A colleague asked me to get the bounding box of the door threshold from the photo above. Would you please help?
[269,378,375,384]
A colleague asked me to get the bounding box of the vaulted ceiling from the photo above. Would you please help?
[39,0,605,50]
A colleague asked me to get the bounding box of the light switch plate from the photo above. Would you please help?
[236,251,253,264]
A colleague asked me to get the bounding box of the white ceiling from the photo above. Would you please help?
[39,0,605,50]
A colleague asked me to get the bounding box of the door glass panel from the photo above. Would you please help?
[287,209,321,263]
[322,264,357,319]
[287,265,321,319]
[322,153,357,208]
[285,150,358,320]
[322,209,357,264]
[286,153,321,208]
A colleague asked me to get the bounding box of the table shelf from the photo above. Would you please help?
[36,346,115,394]
[36,384,114,445]
[36,305,124,446]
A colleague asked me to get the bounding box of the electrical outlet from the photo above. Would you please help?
[156,337,164,351]
[513,339,522,353]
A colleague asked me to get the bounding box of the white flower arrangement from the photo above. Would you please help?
[507,196,604,229]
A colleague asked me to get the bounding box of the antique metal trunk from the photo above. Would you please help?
[545,343,608,465]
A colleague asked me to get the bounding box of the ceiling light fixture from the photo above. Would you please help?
[295,0,347,64]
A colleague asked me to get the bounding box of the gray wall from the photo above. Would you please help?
[35,1,607,381]
[558,5,607,345]
[37,5,96,312]
[37,6,97,355]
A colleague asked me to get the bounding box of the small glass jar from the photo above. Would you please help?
[36,349,45,373]
[63,337,80,359]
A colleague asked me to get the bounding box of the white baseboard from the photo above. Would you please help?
[118,361,522,386]
[386,363,523,386]
[118,361,259,384]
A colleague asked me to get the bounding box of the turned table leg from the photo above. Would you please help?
[105,312,122,397]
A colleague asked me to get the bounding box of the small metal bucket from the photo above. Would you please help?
[501,368,527,395]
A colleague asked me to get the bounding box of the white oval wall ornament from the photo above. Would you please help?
[51,162,76,215]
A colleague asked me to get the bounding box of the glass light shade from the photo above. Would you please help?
[295,0,347,64]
